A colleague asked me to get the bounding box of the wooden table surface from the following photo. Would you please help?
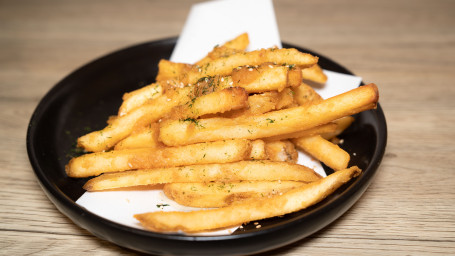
[1,0,454,255]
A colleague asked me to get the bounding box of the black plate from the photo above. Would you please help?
[27,37,387,255]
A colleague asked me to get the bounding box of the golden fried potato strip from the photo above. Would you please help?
[249,139,267,160]
[83,160,322,191]
[265,140,298,163]
[164,181,307,208]
[265,123,337,141]
[321,116,355,140]
[156,60,192,82]
[114,123,163,150]
[221,33,250,49]
[196,33,250,66]
[134,166,361,232]
[163,87,248,121]
[118,83,163,116]
[275,87,297,109]
[223,86,297,119]
[301,64,327,84]
[180,48,318,85]
[159,84,379,146]
[294,82,323,106]
[293,135,350,171]
[78,102,166,152]
[222,91,280,118]
[231,64,300,93]
[67,139,252,178]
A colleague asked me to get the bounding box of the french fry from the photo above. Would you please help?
[172,63,301,94]
[231,64,301,93]
[221,32,250,50]
[265,123,337,141]
[83,160,322,191]
[287,66,304,87]
[292,135,350,171]
[196,33,250,66]
[265,140,298,163]
[118,83,163,116]
[106,115,117,125]
[156,60,192,82]
[163,181,307,208]
[179,48,318,85]
[163,87,248,121]
[78,100,170,152]
[187,75,234,97]
[321,116,355,140]
[134,166,362,232]
[67,139,252,178]
[222,91,280,118]
[294,82,323,106]
[226,86,296,119]
[159,84,379,146]
[196,47,244,67]
[249,140,267,160]
[276,87,297,109]
[114,123,163,150]
[182,64,300,95]
[301,64,327,84]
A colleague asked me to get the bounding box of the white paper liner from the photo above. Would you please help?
[170,0,282,63]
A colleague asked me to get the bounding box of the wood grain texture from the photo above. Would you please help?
[1,0,454,255]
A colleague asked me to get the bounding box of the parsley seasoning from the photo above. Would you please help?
[204,63,210,72]
[193,75,220,98]
[180,117,204,128]
[188,97,197,108]
[156,203,170,209]
[266,118,275,124]
[66,145,86,159]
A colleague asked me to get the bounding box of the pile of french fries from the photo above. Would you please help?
[66,33,379,233]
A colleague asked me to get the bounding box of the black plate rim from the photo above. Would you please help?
[26,37,387,255]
